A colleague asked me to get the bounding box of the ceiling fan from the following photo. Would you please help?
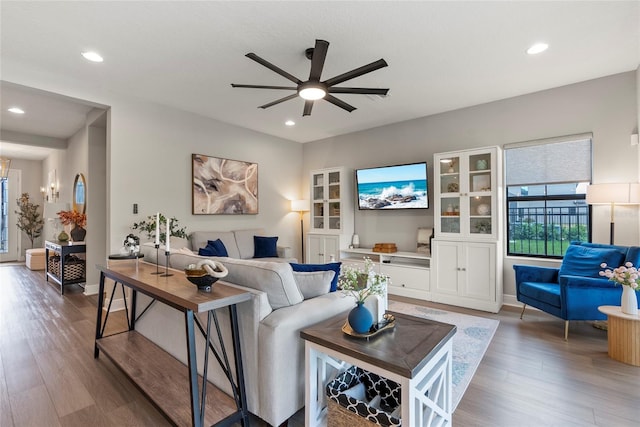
[231,39,389,116]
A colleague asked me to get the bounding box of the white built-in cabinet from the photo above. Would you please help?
[340,248,431,300]
[432,146,503,312]
[307,167,354,264]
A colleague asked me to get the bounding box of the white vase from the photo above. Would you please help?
[621,286,639,315]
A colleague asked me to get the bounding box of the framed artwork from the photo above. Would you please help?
[192,154,258,214]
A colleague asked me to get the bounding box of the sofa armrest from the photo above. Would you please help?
[277,245,292,259]
[558,275,613,289]
[513,264,559,285]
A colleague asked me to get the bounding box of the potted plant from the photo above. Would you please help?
[131,213,188,243]
[15,193,44,248]
[338,257,388,334]
[600,262,640,315]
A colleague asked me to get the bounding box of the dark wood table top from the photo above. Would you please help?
[300,311,456,378]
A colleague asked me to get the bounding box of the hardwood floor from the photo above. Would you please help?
[1,264,639,426]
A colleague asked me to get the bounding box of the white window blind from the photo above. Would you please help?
[505,133,592,186]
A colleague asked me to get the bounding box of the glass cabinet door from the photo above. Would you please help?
[468,152,493,236]
[311,169,344,233]
[439,155,461,236]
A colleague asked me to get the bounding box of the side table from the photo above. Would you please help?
[598,305,640,366]
[301,311,456,427]
[45,240,86,294]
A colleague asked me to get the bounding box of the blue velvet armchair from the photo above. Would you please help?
[513,242,640,340]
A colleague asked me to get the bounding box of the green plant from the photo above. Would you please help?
[338,257,388,304]
[15,193,44,248]
[131,213,187,243]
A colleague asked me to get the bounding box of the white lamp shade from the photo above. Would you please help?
[43,202,70,219]
[0,158,11,179]
[291,199,310,212]
[586,183,634,205]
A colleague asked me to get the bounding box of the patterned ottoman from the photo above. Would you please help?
[26,248,46,271]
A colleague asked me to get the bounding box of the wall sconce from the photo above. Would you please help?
[49,182,59,202]
[41,186,47,201]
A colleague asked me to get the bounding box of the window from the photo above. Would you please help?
[505,134,592,258]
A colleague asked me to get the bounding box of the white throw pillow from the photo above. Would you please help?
[292,270,335,300]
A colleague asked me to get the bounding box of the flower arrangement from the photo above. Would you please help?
[123,233,140,254]
[599,262,640,291]
[338,257,388,304]
[57,210,87,228]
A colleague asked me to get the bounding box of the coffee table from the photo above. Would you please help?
[598,305,640,366]
[300,311,456,427]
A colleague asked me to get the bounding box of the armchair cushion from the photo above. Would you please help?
[558,245,625,278]
[518,282,561,308]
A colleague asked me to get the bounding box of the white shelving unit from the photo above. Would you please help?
[340,248,431,300]
[308,167,354,263]
[432,146,503,313]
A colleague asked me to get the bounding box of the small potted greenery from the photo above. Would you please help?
[131,213,188,243]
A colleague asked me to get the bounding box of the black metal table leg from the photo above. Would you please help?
[94,272,106,358]
[185,309,202,427]
[229,305,250,426]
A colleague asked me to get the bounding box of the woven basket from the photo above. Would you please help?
[48,256,60,276]
[63,259,85,280]
[328,400,379,427]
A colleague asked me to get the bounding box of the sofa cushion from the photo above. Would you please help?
[234,229,266,259]
[190,231,241,259]
[559,245,626,278]
[254,236,278,258]
[198,239,229,257]
[519,282,562,308]
[293,271,334,299]
[221,258,303,309]
[290,262,341,292]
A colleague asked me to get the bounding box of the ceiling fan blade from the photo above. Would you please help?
[308,39,329,81]
[231,84,297,90]
[323,59,388,87]
[324,94,356,113]
[303,100,314,116]
[328,87,389,95]
[246,53,303,84]
[258,93,299,109]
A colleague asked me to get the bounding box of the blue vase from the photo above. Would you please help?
[348,302,373,334]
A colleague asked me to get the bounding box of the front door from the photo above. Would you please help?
[0,169,21,262]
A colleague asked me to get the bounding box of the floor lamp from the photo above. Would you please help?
[586,183,639,244]
[291,200,310,263]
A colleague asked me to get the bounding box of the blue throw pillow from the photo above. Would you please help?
[254,236,278,258]
[559,245,626,278]
[198,239,228,257]
[290,262,342,292]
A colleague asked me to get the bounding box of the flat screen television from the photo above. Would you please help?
[356,162,429,210]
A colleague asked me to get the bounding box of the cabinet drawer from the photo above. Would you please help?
[381,263,430,291]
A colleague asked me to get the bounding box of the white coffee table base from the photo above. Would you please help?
[305,339,453,427]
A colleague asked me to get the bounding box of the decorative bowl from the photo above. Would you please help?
[184,268,219,292]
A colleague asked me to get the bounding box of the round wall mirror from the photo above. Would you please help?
[73,173,86,214]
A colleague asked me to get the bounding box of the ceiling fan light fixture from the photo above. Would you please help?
[298,83,326,100]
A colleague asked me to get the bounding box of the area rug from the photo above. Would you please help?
[387,300,499,410]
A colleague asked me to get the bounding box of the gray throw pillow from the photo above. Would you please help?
[293,270,335,300]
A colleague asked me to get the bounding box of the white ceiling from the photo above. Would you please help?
[1,1,638,151]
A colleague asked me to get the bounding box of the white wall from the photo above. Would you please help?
[8,158,44,254]
[303,71,639,299]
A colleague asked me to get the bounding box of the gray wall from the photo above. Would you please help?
[303,71,639,300]
[9,158,44,254]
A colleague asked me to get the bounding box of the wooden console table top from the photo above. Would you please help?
[97,261,250,313]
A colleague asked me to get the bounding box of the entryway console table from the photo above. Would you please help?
[45,240,86,294]
[94,261,252,427]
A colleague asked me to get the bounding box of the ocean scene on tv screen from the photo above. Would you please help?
[357,163,428,209]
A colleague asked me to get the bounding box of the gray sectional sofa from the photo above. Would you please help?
[137,229,355,426]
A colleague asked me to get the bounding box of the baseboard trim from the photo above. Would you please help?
[83,283,99,296]
[103,297,126,312]
[502,294,520,308]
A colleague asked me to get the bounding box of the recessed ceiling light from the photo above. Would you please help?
[8,107,25,114]
[285,120,295,126]
[81,51,104,62]
[527,43,549,55]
